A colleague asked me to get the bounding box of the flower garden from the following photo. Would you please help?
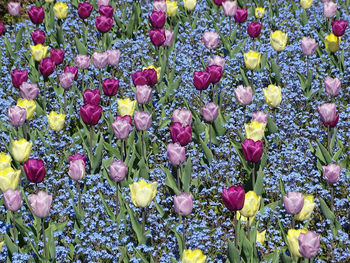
[0,0,349,262]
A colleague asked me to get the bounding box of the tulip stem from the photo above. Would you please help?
[306,56,310,80]
[42,218,47,259]
[182,216,186,250]
[109,97,112,118]
[291,217,295,229]
[141,130,146,161]
[63,90,67,111]
[141,208,146,235]
[229,17,232,41]
[327,125,331,154]
[89,126,93,155]
[99,69,102,93]
[212,83,215,103]
[209,123,212,151]
[120,140,124,162]
[330,184,334,212]
[158,46,161,67]
[77,181,82,210]
[12,212,17,247]
[247,221,251,241]
[251,70,254,88]
[82,70,85,91]
[115,183,119,219]
[252,162,256,189]
[233,211,238,248]
[177,166,181,191]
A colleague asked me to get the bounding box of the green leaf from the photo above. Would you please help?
[279,178,286,197]
[200,137,213,163]
[4,234,18,256]
[241,236,253,263]
[4,36,14,58]
[254,168,264,196]
[74,36,88,55]
[227,241,241,263]
[15,26,24,51]
[91,134,104,173]
[125,202,146,245]
[182,157,192,193]
[316,139,332,164]
[162,167,179,195]
[239,66,250,87]
[270,59,281,85]
[99,192,116,222]
[267,115,278,134]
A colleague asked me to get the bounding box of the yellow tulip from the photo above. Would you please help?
[300,0,313,9]
[294,195,316,221]
[47,111,65,132]
[236,211,256,226]
[17,99,36,120]
[244,50,261,70]
[30,44,49,62]
[183,0,196,11]
[0,167,20,192]
[54,2,68,19]
[182,249,206,263]
[244,120,266,142]
[166,1,178,17]
[118,98,137,117]
[263,84,282,108]
[255,7,265,19]
[11,139,32,163]
[256,230,266,245]
[270,30,288,52]
[0,152,12,171]
[287,229,308,258]
[130,180,157,208]
[143,65,161,81]
[325,33,340,53]
[0,241,3,252]
[239,191,261,218]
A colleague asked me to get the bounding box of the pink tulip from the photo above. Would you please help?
[173,193,193,216]
[167,143,186,166]
[172,109,192,127]
[201,102,219,122]
[109,160,127,182]
[3,189,22,212]
[202,31,219,49]
[28,191,52,218]
[301,37,318,56]
[322,163,341,184]
[234,85,253,106]
[324,76,341,96]
[283,191,304,215]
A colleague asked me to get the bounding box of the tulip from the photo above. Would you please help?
[301,37,318,56]
[80,104,103,126]
[109,160,127,182]
[193,71,211,91]
[322,163,341,184]
[96,15,113,33]
[118,98,136,117]
[0,152,11,171]
[234,8,248,23]
[134,111,152,131]
[324,77,341,96]
[28,191,52,218]
[222,1,237,17]
[50,48,65,65]
[149,29,166,46]
[136,85,152,104]
[112,119,132,140]
[39,57,55,77]
[99,5,114,18]
[54,2,68,19]
[283,191,304,215]
[324,2,337,18]
[143,68,158,85]
[163,29,174,47]
[78,2,93,19]
[247,22,262,38]
[317,103,339,127]
[149,11,166,29]
[0,23,4,35]
[107,49,121,66]
[298,231,321,258]
[166,0,178,17]
[23,158,46,183]
[28,6,45,25]
[201,102,219,122]
[170,122,192,146]
[8,106,26,128]
[132,71,148,86]
[324,33,340,52]
[3,189,22,212]
[244,50,261,70]
[7,2,20,16]
[270,30,288,52]
[182,249,206,263]
[239,191,260,218]
[129,180,157,208]
[31,30,45,45]
[97,0,110,6]
[202,31,219,49]
[68,159,85,181]
[11,69,28,89]
[75,54,91,69]
[64,65,78,79]
[252,111,268,124]
[59,72,75,90]
[241,139,263,163]
[174,193,193,216]
[256,230,266,245]
[0,167,20,192]
[287,229,308,258]
[213,0,226,5]
[102,78,119,97]
[206,65,222,84]
[16,99,36,120]
[92,52,108,68]
[244,120,266,142]
[153,1,167,12]
[68,153,86,164]
[222,185,245,211]
[47,111,65,131]
[30,44,49,62]
[183,0,196,11]
[234,85,253,106]
[167,143,186,166]
[115,115,132,125]
[255,7,265,19]
[300,0,313,9]
[208,56,225,70]
[172,109,192,127]
[332,20,348,37]
[294,195,316,221]
[83,89,101,106]
[263,84,282,108]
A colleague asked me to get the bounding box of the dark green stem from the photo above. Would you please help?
[42,218,47,259]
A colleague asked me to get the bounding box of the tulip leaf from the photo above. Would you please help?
[279,178,286,197]
[138,158,149,180]
[45,224,56,260]
[91,134,104,173]
[125,202,146,245]
[254,168,264,196]
[56,25,65,47]
[239,66,250,88]
[301,9,308,26]
[280,250,293,263]
[4,234,18,257]
[241,236,253,263]
[171,227,183,258]
[227,241,241,263]
[267,115,278,134]
[182,157,192,193]
[270,59,281,86]
[4,36,14,58]
[329,128,337,155]
[99,192,116,222]
[74,36,88,55]
[162,167,180,195]
[199,137,213,164]
[15,26,24,51]
[213,109,227,136]
[316,139,332,164]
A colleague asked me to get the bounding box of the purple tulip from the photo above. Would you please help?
[80,104,103,126]
[149,11,166,29]
[324,2,337,18]
[107,49,121,66]
[332,20,347,37]
[28,6,45,25]
[247,22,262,38]
[0,23,4,35]
[317,103,339,128]
[99,5,114,18]
[49,49,65,65]
[149,29,166,46]
[213,0,227,6]
[201,102,219,122]
[193,71,211,91]
[234,85,253,106]
[209,56,225,70]
[115,115,132,125]
[64,65,78,79]
[83,89,101,105]
[163,29,174,47]
[222,185,245,211]
[173,193,193,216]
[132,71,148,86]
[301,37,318,56]
[96,15,113,33]
[7,2,20,16]
[59,72,75,90]
[283,191,304,215]
[202,31,219,49]
[222,1,237,17]
[28,191,52,218]
[112,119,132,139]
[11,69,28,89]
[241,139,263,163]
[97,0,110,6]
[3,189,22,212]
[144,68,158,86]
[23,158,46,183]
[134,111,152,131]
[68,159,85,181]
[322,163,341,184]
[102,78,119,97]
[78,2,93,19]
[153,1,167,12]
[206,65,223,84]
[251,111,268,124]
[75,54,91,69]
[136,85,152,104]
[234,8,247,23]
[39,57,55,77]
[30,29,45,45]
[170,122,192,146]
[8,106,26,128]
[20,82,39,100]
[92,52,108,68]
[298,231,321,258]
[167,143,186,166]
[68,153,86,164]
[324,77,341,96]
[109,160,127,182]
[172,109,192,127]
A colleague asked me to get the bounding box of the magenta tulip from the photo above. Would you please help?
[170,122,192,146]
[0,23,4,35]
[132,71,148,86]
[31,30,45,45]
[206,65,223,84]
[222,185,245,211]
[332,20,347,37]
[149,11,166,28]
[115,115,132,125]
[11,69,28,89]
[78,2,93,19]
[193,71,211,91]
[144,68,158,86]
[83,89,101,105]
[80,104,103,126]
[241,139,263,163]
[247,22,262,38]
[213,0,227,6]
[234,8,247,23]
[149,29,166,46]
[68,153,86,164]
[28,6,45,25]
[23,158,46,183]
[96,15,113,33]
[39,57,55,77]
[102,78,119,97]
[99,5,114,18]
[50,48,65,65]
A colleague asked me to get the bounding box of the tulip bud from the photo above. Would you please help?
[332,20,348,37]
[112,119,132,139]
[206,65,222,84]
[208,56,225,70]
[174,192,193,216]
[324,2,337,18]
[163,29,174,47]
[263,84,282,108]
[244,50,261,70]
[202,31,219,49]
[28,191,52,218]
[136,85,152,104]
[283,191,304,215]
[8,106,26,128]
[83,89,101,105]
[298,231,321,258]
[300,0,313,9]
[30,44,49,62]
[324,33,340,52]
[80,104,103,126]
[193,71,211,90]
[69,153,86,164]
[170,122,192,146]
[99,5,114,18]
[234,8,248,23]
[234,85,253,106]
[244,120,266,142]
[75,54,91,69]
[28,6,45,25]
[149,11,166,29]
[149,29,166,46]
[301,37,318,56]
[0,167,20,192]
[7,2,21,16]
[17,99,36,120]
[317,103,339,128]
[30,30,45,45]
[107,49,121,66]
[134,111,152,131]
[47,111,65,132]
[59,72,75,90]
[39,57,55,77]
[68,159,85,181]
[143,68,158,86]
[201,102,219,122]
[322,163,341,184]
[167,143,186,166]
[102,78,119,97]
[251,111,268,124]
[222,185,245,211]
[153,1,167,12]
[239,191,261,218]
[117,98,136,117]
[0,153,12,171]
[130,180,157,208]
[182,249,206,262]
[109,160,127,182]
[132,71,148,86]
[3,189,22,212]
[92,52,108,68]
[247,22,262,38]
[53,2,68,19]
[287,229,308,258]
[64,65,78,79]
[78,2,93,19]
[23,158,46,183]
[96,15,113,33]
[172,109,192,127]
[324,77,341,96]
[241,139,263,163]
[11,69,28,89]
[270,30,288,52]
[222,1,237,17]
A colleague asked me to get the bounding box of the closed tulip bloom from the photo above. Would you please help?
[172,109,192,127]
[115,115,132,125]
[93,52,109,68]
[68,153,86,164]
[78,2,93,19]
[244,50,261,70]
[136,85,152,104]
[16,99,36,120]
[322,163,341,184]
[294,195,316,221]
[50,48,65,65]
[149,29,166,46]
[68,159,85,181]
[64,65,78,79]
[222,1,237,17]
[149,11,166,28]
[301,37,318,56]
[244,120,266,142]
[8,106,26,128]
[256,230,266,245]
[23,158,46,183]
[96,15,113,33]
[234,8,248,23]
[324,33,340,52]
[118,98,137,117]
[163,29,174,47]
[102,78,119,97]
[47,111,65,131]
[241,139,263,163]
[174,193,193,216]
[208,56,225,70]
[80,104,103,126]
[251,111,268,124]
[263,84,282,108]
[59,72,75,90]
[97,0,110,6]
[255,7,265,19]
[193,71,211,90]
[202,31,219,49]
[28,191,52,218]
[0,23,4,35]
[109,160,127,182]
[287,229,308,258]
[283,191,304,215]
[0,167,20,192]
[11,69,28,88]
[332,20,347,37]
[213,0,226,5]
[234,85,253,106]
[182,249,206,263]
[324,2,337,18]
[300,0,313,9]
[324,77,341,96]
[134,111,152,131]
[222,185,245,211]
[270,30,288,52]
[53,2,68,19]
[298,231,321,258]
[239,191,261,218]
[166,0,178,16]
[167,143,186,166]
[112,119,132,139]
[170,122,192,146]
[317,103,337,124]
[39,57,55,77]
[3,189,22,212]
[99,5,114,18]
[107,49,121,66]
[183,0,196,11]
[7,2,20,16]
[0,153,12,171]
[248,22,262,38]
[30,44,48,62]
[143,68,158,85]
[130,180,157,208]
[206,65,222,84]
[153,1,167,12]
[75,54,91,69]
[28,6,45,25]
[201,102,219,122]
[31,30,45,45]
[132,71,148,86]
[83,89,101,105]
